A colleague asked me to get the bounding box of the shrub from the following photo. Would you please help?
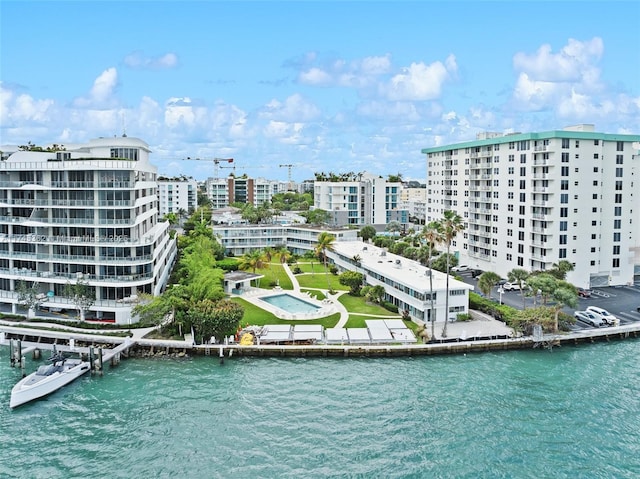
[329,265,338,275]
[216,258,239,272]
[456,313,472,322]
[292,266,302,274]
[382,301,398,313]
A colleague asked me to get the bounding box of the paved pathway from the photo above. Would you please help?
[282,262,350,326]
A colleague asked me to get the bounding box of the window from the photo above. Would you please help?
[575,141,580,148]
[560,207,568,217]
[561,152,569,162]
[508,167,514,174]
[559,235,567,245]
[518,244,524,253]
[592,194,598,200]
[616,155,624,164]
[520,154,527,164]
[614,206,622,216]
[517,257,524,266]
[560,221,567,231]
[562,138,570,148]
[518,231,524,241]
[593,181,598,186]
[560,194,568,204]
[507,229,513,236]
[506,253,512,261]
[615,181,623,191]
[559,248,567,258]
[561,166,569,177]
[591,234,596,239]
[508,180,514,187]
[616,168,623,177]
[613,245,620,255]
[507,241,513,248]
[520,167,526,176]
[615,194,622,203]
[616,141,624,152]
[590,247,596,253]
[519,205,525,215]
[508,192,514,199]
[614,232,621,242]
[520,193,526,202]
[613,258,620,268]
[518,218,524,228]
[614,219,621,229]
[561,180,569,191]
[520,180,526,189]
[507,217,513,224]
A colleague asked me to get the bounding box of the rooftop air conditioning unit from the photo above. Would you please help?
[380,251,386,256]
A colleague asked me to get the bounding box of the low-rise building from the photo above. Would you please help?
[328,241,473,323]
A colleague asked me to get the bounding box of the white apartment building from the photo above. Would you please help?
[213,224,359,257]
[313,172,408,227]
[328,241,473,323]
[422,125,640,288]
[157,176,198,217]
[0,136,177,324]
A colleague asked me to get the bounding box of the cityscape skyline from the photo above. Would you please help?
[1,1,639,182]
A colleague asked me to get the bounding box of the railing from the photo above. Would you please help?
[0,267,154,282]
[0,233,154,245]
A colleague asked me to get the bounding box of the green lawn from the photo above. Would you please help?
[300,289,326,300]
[293,261,325,274]
[337,293,401,316]
[295,273,348,291]
[250,264,294,290]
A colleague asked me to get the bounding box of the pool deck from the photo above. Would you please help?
[233,263,352,324]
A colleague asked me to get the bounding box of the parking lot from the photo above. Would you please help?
[457,270,640,331]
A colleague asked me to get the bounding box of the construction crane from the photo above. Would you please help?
[184,157,234,180]
[279,164,295,190]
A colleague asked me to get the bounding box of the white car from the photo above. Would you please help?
[575,310,605,327]
[451,265,469,272]
[586,306,617,325]
[502,281,525,291]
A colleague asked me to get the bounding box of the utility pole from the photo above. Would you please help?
[279,164,295,191]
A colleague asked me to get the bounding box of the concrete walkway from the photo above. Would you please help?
[282,262,350,326]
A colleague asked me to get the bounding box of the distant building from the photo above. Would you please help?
[0,136,177,324]
[399,186,427,225]
[205,176,281,209]
[157,176,198,217]
[422,124,640,288]
[212,224,358,256]
[312,172,408,227]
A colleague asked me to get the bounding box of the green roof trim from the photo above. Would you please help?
[421,130,640,154]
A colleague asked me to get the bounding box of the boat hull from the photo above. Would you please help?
[10,360,90,408]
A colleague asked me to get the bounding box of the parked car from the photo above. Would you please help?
[451,264,469,272]
[575,310,605,327]
[577,288,592,298]
[586,306,617,325]
[496,278,508,286]
[502,281,525,291]
[470,269,483,278]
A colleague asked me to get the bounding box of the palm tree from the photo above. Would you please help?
[315,231,336,291]
[422,221,443,341]
[477,272,501,299]
[507,268,530,310]
[439,210,465,338]
[238,250,269,287]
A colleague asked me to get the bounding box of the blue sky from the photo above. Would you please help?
[1,1,639,183]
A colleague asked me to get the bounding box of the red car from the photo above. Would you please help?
[578,288,592,298]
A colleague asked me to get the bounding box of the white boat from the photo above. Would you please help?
[10,353,90,408]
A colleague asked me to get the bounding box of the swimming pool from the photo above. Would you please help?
[260,293,321,314]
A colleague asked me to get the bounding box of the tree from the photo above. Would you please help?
[16,280,45,319]
[64,278,95,321]
[385,220,403,236]
[186,299,244,344]
[422,221,443,341]
[551,287,578,332]
[339,270,364,295]
[305,208,331,226]
[315,231,336,290]
[359,225,377,242]
[526,273,558,306]
[477,272,501,299]
[438,210,464,338]
[507,268,530,310]
[362,285,385,304]
[238,250,269,275]
[550,260,575,280]
[430,253,458,273]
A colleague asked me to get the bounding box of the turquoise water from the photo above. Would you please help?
[1,340,640,478]
[261,293,321,313]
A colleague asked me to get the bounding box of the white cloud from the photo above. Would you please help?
[73,68,119,108]
[124,52,179,70]
[383,57,456,101]
[514,38,603,83]
[260,94,321,122]
[512,73,564,111]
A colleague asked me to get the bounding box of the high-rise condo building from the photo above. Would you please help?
[421,125,640,288]
[0,136,177,323]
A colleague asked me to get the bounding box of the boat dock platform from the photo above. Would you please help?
[2,321,640,362]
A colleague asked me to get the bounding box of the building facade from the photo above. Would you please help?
[313,172,408,227]
[328,241,472,323]
[157,177,198,217]
[422,125,640,288]
[0,137,177,323]
[212,224,359,257]
[399,186,427,225]
[205,176,282,209]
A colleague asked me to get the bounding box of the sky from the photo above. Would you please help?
[1,1,639,183]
